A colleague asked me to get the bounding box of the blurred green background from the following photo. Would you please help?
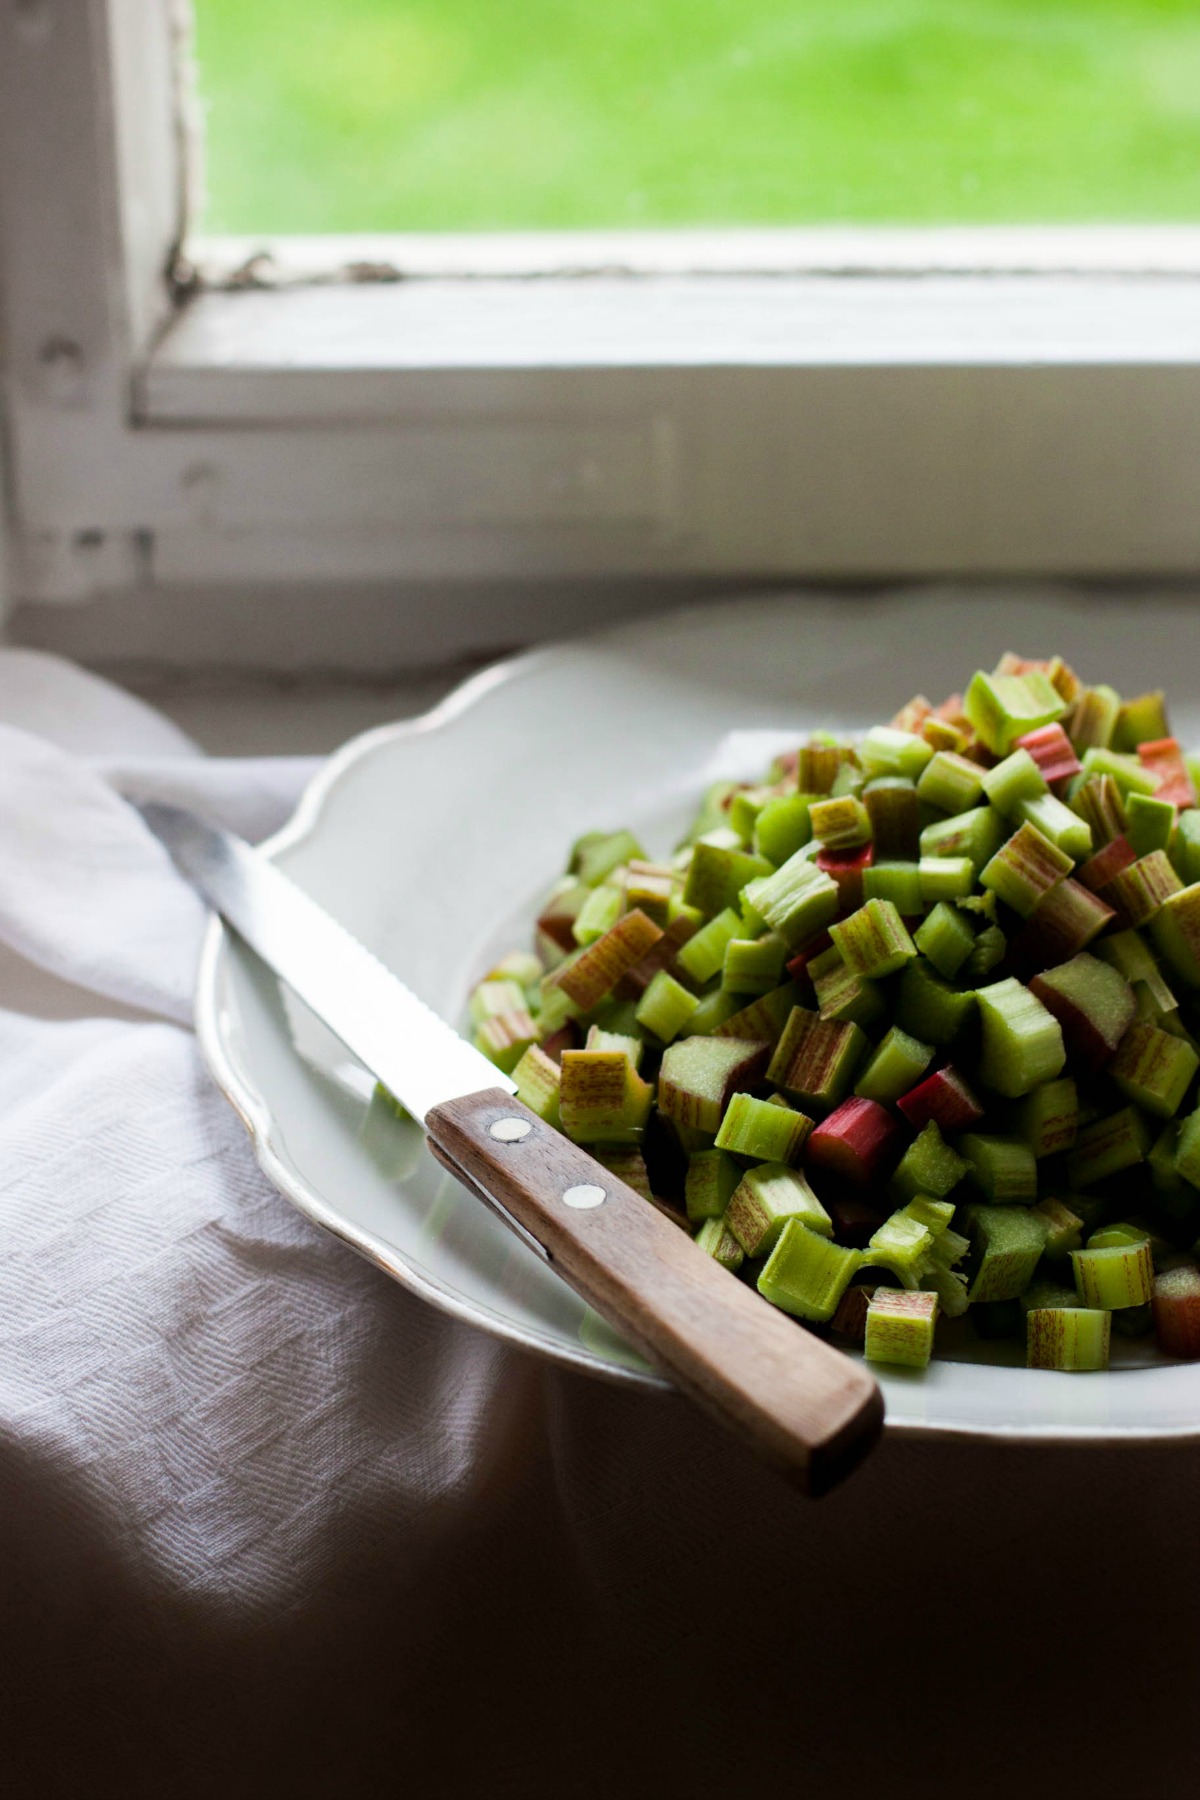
[193,0,1200,232]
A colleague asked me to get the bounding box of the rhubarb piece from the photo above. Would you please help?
[1012,1077,1079,1158]
[920,805,1006,874]
[512,1044,563,1127]
[1152,1263,1200,1357]
[721,934,788,997]
[1015,795,1092,862]
[784,929,835,987]
[625,861,679,927]
[1094,927,1176,1012]
[474,1008,538,1073]
[1067,1106,1152,1188]
[1010,878,1115,969]
[1150,883,1200,989]
[676,988,741,1038]
[684,1148,742,1223]
[712,983,798,1045]
[743,853,840,947]
[893,958,976,1046]
[1114,689,1170,751]
[1102,850,1183,929]
[1173,809,1200,884]
[959,1132,1037,1203]
[914,902,975,980]
[682,842,772,919]
[1015,722,1082,790]
[753,793,815,867]
[863,779,921,860]
[829,1283,876,1345]
[657,1036,771,1135]
[1020,1275,1082,1313]
[593,1145,656,1205]
[976,977,1066,1098]
[549,909,663,1013]
[918,750,986,816]
[980,747,1048,815]
[965,669,1068,757]
[922,716,966,753]
[1069,685,1121,752]
[897,1064,985,1133]
[715,1093,813,1166]
[728,788,770,846]
[1109,1021,1199,1120]
[1071,774,1127,848]
[854,1026,934,1106]
[1030,953,1136,1072]
[964,1204,1049,1303]
[757,1221,862,1323]
[806,1097,901,1188]
[816,845,874,913]
[632,970,698,1044]
[727,1163,831,1256]
[865,1289,939,1369]
[980,822,1073,919]
[809,794,872,850]
[1125,793,1176,861]
[572,828,647,887]
[469,978,528,1025]
[865,1210,935,1289]
[559,1049,654,1144]
[809,947,886,1032]
[1078,745,1158,799]
[918,854,976,903]
[570,884,623,947]
[1077,834,1136,893]
[1174,1104,1200,1187]
[962,924,1005,985]
[888,1119,969,1204]
[859,725,934,783]
[675,906,742,984]
[1138,736,1197,810]
[1031,1196,1085,1259]
[829,898,916,980]
[1087,1221,1152,1253]
[861,861,924,914]
[767,1007,867,1110]
[693,1215,744,1273]
[1027,1308,1111,1371]
[1071,1240,1154,1309]
[620,912,696,997]
[797,744,846,793]
[1148,1121,1187,1197]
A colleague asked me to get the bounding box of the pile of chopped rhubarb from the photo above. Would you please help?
[468,655,1200,1373]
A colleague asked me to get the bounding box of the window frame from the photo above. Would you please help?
[3,0,1200,651]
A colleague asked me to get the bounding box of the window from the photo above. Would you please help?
[2,2,1200,667]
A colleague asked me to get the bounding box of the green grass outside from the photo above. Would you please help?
[194,0,1200,232]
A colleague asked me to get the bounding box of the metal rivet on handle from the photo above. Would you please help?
[561,1183,606,1210]
[489,1116,532,1143]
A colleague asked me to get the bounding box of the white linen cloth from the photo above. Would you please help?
[2,645,1199,1799]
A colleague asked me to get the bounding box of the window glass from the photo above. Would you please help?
[195,0,1200,231]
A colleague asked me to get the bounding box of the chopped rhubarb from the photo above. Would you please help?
[1152,1264,1200,1358]
[865,1289,939,1368]
[767,1006,868,1110]
[815,843,873,913]
[1014,721,1082,790]
[657,1036,771,1135]
[1009,877,1115,970]
[1076,833,1136,893]
[897,1064,985,1133]
[1030,953,1136,1073]
[1138,735,1197,810]
[806,1096,902,1187]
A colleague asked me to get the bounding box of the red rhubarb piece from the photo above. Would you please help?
[816,845,873,915]
[1014,722,1082,791]
[1138,737,1197,811]
[896,1064,985,1134]
[826,1195,887,1248]
[785,930,835,986]
[806,1097,901,1187]
[1077,834,1136,894]
[1152,1265,1200,1359]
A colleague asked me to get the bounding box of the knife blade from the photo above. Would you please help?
[140,800,883,1495]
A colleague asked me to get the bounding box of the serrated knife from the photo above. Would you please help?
[140,801,884,1495]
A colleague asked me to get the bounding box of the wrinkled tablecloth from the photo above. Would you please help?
[2,641,1199,1800]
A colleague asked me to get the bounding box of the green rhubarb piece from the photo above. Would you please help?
[1077,745,1157,799]
[797,744,845,793]
[693,1215,744,1272]
[624,861,678,927]
[859,726,934,782]
[905,1195,958,1238]
[1109,1020,1199,1119]
[809,795,872,849]
[981,747,1049,815]
[919,805,1006,874]
[743,853,840,948]
[1071,1240,1155,1309]
[864,1289,939,1369]
[511,1044,563,1127]
[767,1007,867,1109]
[1173,811,1200,886]
[1087,1221,1151,1252]
[675,906,742,984]
[1067,1106,1152,1188]
[964,1204,1049,1303]
[1031,1197,1085,1259]
[676,987,742,1037]
[1021,1276,1082,1313]
[965,669,1067,756]
[918,855,976,902]
[959,1132,1038,1203]
[1175,1104,1200,1187]
[682,842,773,919]
[559,1049,653,1144]
[863,780,921,860]
[976,977,1066,1099]
[917,750,986,816]
[727,1162,831,1257]
[1016,794,1093,863]
[715,1093,813,1166]
[964,924,1007,984]
[829,898,916,980]
[757,1220,861,1322]
[854,1026,934,1105]
[635,969,699,1044]
[861,861,925,914]
[657,1036,771,1135]
[1113,689,1170,751]
[728,788,770,846]
[469,978,528,1024]
[1070,685,1121,751]
[679,782,738,842]
[1126,792,1176,861]
[1071,775,1127,847]
[684,1148,743,1224]
[914,902,975,980]
[1103,851,1182,928]
[981,822,1073,918]
[572,828,646,887]
[487,950,545,988]
[550,909,663,1013]
[754,793,815,867]
[1027,1307,1111,1371]
[474,1009,538,1073]
[865,1211,935,1289]
[892,958,976,1046]
[809,948,887,1032]
[712,983,798,1045]
[570,884,624,946]
[1094,929,1176,1013]
[722,934,788,996]
[1150,884,1200,989]
[585,1024,644,1069]
[889,1120,969,1204]
[1012,1077,1079,1158]
[1148,1121,1187,1196]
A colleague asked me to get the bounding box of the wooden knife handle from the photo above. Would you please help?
[425,1089,884,1496]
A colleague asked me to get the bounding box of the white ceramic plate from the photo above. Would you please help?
[197,589,1200,1441]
